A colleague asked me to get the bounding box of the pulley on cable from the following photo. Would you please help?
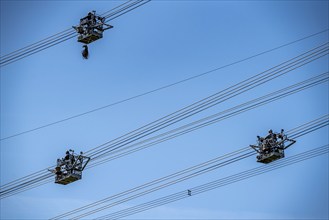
[250,129,296,164]
[73,10,113,59]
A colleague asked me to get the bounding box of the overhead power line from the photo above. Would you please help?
[1,41,327,199]
[48,114,328,219]
[51,114,329,219]
[1,30,328,141]
[1,111,326,207]
[0,0,151,67]
[100,0,143,18]
[288,117,329,139]
[2,44,326,194]
[0,32,77,67]
[1,42,328,197]
[1,70,328,199]
[286,114,329,135]
[85,71,329,168]
[1,68,327,199]
[0,28,74,61]
[96,144,329,220]
[52,148,254,219]
[84,44,328,162]
[105,0,151,21]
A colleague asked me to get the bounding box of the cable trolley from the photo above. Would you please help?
[73,10,113,59]
[49,150,90,185]
[250,129,296,164]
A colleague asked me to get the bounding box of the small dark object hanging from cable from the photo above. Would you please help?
[73,10,113,59]
[82,45,89,59]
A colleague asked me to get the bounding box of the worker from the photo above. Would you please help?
[265,129,274,140]
[257,136,265,153]
[278,129,285,140]
[55,166,63,180]
[65,151,70,161]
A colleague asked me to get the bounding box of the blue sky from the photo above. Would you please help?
[1,0,328,219]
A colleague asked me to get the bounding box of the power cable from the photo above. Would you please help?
[102,0,145,20]
[0,179,53,200]
[286,114,328,135]
[0,173,53,198]
[0,0,147,65]
[1,46,326,198]
[105,0,151,21]
[52,148,252,219]
[1,71,327,199]
[84,43,329,159]
[0,30,327,141]
[0,29,74,61]
[0,0,151,67]
[86,72,328,168]
[2,48,326,198]
[0,165,53,191]
[50,115,328,219]
[1,44,326,189]
[96,144,328,219]
[0,33,77,67]
[290,123,329,139]
[73,152,256,220]
[1,0,327,204]
[289,121,329,140]
[100,0,138,17]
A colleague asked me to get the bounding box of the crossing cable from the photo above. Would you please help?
[0,0,151,67]
[86,71,329,168]
[52,120,328,219]
[0,31,328,141]
[84,42,329,160]
[1,71,328,199]
[96,144,329,220]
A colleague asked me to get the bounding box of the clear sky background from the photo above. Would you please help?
[1,0,328,219]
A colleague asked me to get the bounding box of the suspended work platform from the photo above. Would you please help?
[73,10,113,45]
[49,150,90,185]
[250,129,296,164]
